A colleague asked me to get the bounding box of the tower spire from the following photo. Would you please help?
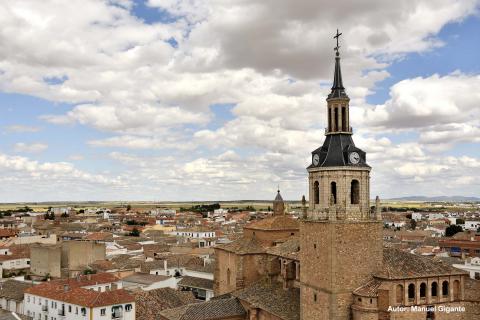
[328,29,348,100]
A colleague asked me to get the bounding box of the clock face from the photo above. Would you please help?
[349,152,360,164]
[312,154,320,166]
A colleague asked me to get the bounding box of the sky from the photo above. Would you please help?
[0,0,480,202]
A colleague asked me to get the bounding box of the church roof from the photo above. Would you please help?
[328,51,348,100]
[274,190,284,201]
[266,238,300,260]
[233,279,300,320]
[376,248,468,280]
[244,215,299,231]
[309,134,369,168]
[215,237,265,255]
[159,297,246,320]
[353,278,382,297]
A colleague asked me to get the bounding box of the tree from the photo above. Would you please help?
[456,218,465,225]
[83,268,96,275]
[410,219,417,230]
[130,227,140,237]
[445,225,463,237]
[126,204,132,211]
[61,212,69,218]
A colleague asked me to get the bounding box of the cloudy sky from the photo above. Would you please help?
[0,0,479,202]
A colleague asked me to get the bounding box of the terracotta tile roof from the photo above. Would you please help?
[84,232,113,241]
[159,297,245,320]
[25,283,133,308]
[89,259,115,271]
[0,245,29,262]
[266,238,300,260]
[122,273,170,284]
[215,237,265,255]
[178,276,213,290]
[244,215,299,231]
[353,278,382,297]
[133,288,196,320]
[376,248,468,280]
[0,229,17,238]
[232,279,299,320]
[0,280,34,301]
[25,273,120,296]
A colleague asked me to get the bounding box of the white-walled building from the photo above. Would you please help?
[453,257,480,280]
[0,279,33,315]
[24,273,135,320]
[121,273,176,291]
[0,246,30,278]
[428,212,445,220]
[411,212,423,221]
[465,220,480,231]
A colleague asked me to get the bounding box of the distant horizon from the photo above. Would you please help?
[1,195,479,205]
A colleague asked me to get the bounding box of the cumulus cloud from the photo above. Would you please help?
[0,152,123,201]
[0,0,479,200]
[13,142,48,153]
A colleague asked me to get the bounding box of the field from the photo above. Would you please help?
[0,199,478,213]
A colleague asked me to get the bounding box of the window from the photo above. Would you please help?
[408,284,415,300]
[431,282,438,297]
[341,106,346,131]
[314,181,320,204]
[227,268,231,286]
[396,284,403,304]
[330,182,337,204]
[442,281,449,296]
[350,180,360,204]
[334,107,339,131]
[101,308,106,316]
[125,304,132,312]
[81,308,86,316]
[420,283,426,298]
[328,108,332,131]
[313,293,317,302]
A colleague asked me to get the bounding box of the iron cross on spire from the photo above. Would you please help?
[334,29,342,53]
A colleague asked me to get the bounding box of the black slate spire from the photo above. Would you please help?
[328,30,348,100]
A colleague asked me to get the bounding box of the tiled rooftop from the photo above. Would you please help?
[232,279,300,320]
[377,248,468,280]
[178,276,214,290]
[159,297,245,320]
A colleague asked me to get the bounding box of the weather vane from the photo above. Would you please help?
[334,29,342,54]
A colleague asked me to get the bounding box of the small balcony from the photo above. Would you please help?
[41,305,48,312]
[112,311,123,319]
[58,309,65,316]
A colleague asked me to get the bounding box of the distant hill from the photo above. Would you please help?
[387,196,480,202]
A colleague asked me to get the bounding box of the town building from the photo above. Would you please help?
[30,240,106,278]
[0,280,33,314]
[24,273,135,320]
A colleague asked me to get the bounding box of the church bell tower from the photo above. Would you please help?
[299,30,383,320]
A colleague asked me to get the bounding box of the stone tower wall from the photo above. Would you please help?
[299,220,383,320]
[308,167,371,220]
